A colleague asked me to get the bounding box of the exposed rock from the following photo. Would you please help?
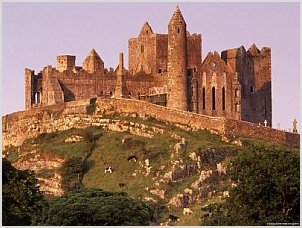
[216,162,227,175]
[168,193,191,208]
[64,135,84,143]
[144,197,158,203]
[231,139,243,147]
[150,189,165,199]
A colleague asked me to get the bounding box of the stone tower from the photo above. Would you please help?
[25,68,34,110]
[56,55,76,73]
[114,53,129,98]
[167,6,188,111]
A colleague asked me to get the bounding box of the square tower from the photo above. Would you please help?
[56,55,76,73]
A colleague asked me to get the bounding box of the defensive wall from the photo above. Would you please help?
[2,98,299,149]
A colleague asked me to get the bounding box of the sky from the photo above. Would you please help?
[2,2,300,132]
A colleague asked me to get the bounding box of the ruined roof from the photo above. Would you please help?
[139,22,154,36]
[169,5,186,26]
[86,49,104,64]
[82,49,104,73]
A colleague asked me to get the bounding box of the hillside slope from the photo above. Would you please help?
[2,114,298,225]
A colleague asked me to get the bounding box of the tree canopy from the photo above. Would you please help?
[33,188,155,226]
[202,145,300,226]
[2,158,44,225]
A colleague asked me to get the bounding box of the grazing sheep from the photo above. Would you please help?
[104,166,113,173]
[127,155,138,162]
[183,207,193,215]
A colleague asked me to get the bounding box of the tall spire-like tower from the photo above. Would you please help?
[114,53,129,98]
[167,5,188,111]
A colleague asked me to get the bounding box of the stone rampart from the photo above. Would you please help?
[2,98,300,149]
[224,118,300,148]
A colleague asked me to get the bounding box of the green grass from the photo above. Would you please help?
[33,127,103,159]
[8,114,299,226]
[4,146,19,162]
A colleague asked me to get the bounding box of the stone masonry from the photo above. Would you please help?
[2,99,299,150]
[24,6,272,127]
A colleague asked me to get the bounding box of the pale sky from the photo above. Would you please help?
[2,2,300,131]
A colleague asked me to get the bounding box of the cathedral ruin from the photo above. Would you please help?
[25,6,272,126]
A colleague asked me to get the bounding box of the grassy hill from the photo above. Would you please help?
[3,114,298,225]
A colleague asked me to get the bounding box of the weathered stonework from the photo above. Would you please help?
[24,6,272,127]
[2,98,299,150]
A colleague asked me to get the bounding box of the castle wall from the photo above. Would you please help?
[155,34,168,73]
[128,35,157,75]
[221,45,272,126]
[187,34,202,72]
[2,98,299,150]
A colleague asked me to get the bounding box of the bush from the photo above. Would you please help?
[202,145,300,225]
[33,188,155,226]
[86,97,97,115]
[2,159,45,225]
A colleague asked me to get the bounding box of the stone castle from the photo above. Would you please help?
[25,6,272,126]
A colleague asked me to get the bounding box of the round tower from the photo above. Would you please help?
[167,6,188,111]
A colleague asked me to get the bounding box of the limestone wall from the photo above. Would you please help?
[224,118,300,148]
[2,98,299,149]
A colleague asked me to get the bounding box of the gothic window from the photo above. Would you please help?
[222,87,225,111]
[141,45,144,53]
[212,87,216,111]
[202,87,206,110]
[177,27,180,33]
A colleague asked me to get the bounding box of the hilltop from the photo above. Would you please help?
[2,98,299,225]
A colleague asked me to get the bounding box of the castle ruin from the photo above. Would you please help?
[25,6,272,126]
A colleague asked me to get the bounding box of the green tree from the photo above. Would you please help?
[33,188,155,225]
[59,156,86,192]
[2,158,45,225]
[202,145,300,225]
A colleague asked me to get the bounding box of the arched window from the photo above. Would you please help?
[177,27,180,33]
[110,91,113,96]
[202,87,206,110]
[141,45,144,53]
[222,87,225,111]
[212,87,216,111]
